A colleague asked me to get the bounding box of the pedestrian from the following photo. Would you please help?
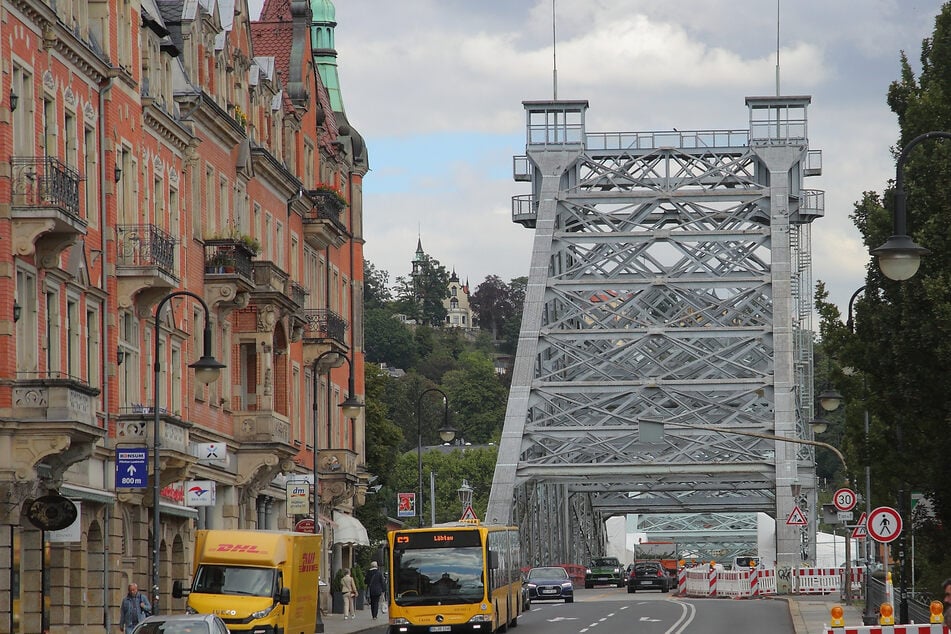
[364,561,386,620]
[942,578,951,624]
[119,583,151,634]
[340,568,358,620]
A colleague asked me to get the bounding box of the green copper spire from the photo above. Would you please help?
[311,0,344,113]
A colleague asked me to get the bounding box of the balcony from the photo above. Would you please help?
[233,408,298,492]
[302,189,349,249]
[116,405,196,487]
[10,156,87,266]
[9,371,105,482]
[302,308,349,364]
[203,239,255,312]
[318,448,360,506]
[116,224,178,312]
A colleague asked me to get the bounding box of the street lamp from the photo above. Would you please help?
[416,387,456,527]
[311,351,363,633]
[152,291,224,614]
[869,131,951,280]
[457,479,474,517]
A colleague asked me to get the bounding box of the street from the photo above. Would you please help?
[357,588,797,634]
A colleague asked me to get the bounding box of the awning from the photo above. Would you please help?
[332,510,369,546]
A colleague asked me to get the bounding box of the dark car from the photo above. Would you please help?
[132,614,230,634]
[525,566,574,603]
[627,561,673,593]
[585,557,624,589]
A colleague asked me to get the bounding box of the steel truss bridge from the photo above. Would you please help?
[487,97,824,570]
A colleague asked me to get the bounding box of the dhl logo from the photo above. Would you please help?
[299,552,318,573]
[214,544,265,553]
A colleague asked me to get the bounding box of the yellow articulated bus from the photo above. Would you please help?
[387,522,522,634]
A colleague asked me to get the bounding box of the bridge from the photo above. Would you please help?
[486,96,825,571]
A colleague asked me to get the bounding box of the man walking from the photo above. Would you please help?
[364,561,386,620]
[119,583,151,634]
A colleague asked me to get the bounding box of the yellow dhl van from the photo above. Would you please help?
[172,529,321,634]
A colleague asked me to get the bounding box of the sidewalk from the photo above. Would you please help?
[320,604,387,634]
[787,594,870,634]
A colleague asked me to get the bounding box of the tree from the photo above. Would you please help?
[394,253,450,326]
[364,260,393,310]
[818,4,951,595]
[470,275,526,344]
[441,351,507,444]
[364,308,416,369]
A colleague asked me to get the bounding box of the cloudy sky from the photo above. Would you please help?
[311,1,943,316]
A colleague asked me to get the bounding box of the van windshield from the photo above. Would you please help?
[193,565,277,597]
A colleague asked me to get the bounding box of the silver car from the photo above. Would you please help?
[132,614,230,634]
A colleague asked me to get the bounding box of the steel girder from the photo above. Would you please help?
[488,98,820,568]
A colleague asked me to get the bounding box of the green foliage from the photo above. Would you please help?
[352,564,365,591]
[365,308,417,368]
[441,352,508,444]
[394,253,451,326]
[332,568,345,593]
[817,4,951,595]
[364,261,393,309]
[470,275,525,346]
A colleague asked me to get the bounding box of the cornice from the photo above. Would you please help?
[142,99,195,153]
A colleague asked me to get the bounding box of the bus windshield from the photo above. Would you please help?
[192,565,277,597]
[393,546,486,606]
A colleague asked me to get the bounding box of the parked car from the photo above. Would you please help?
[627,561,673,593]
[524,566,574,603]
[584,557,624,589]
[132,614,230,634]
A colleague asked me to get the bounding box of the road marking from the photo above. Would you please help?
[545,616,578,622]
[667,599,696,634]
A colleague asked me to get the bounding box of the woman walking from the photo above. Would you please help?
[340,568,358,620]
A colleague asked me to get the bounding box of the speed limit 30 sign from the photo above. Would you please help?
[833,488,857,512]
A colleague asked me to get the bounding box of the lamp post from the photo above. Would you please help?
[457,479,474,518]
[847,285,878,625]
[151,291,225,614]
[868,132,951,622]
[416,388,456,527]
[311,351,363,634]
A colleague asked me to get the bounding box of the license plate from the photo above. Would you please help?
[541,589,556,594]
[430,627,451,632]
[639,581,652,585]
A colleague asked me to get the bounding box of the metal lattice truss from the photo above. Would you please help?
[489,99,821,567]
[632,513,759,563]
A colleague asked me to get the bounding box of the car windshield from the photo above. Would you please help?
[591,558,618,567]
[634,564,660,574]
[528,567,568,580]
[192,565,277,597]
[134,621,210,634]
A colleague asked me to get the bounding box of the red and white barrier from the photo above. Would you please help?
[823,626,948,634]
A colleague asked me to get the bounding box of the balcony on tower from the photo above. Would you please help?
[10,156,87,267]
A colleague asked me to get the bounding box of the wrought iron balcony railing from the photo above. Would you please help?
[116,224,176,274]
[11,156,82,219]
[203,239,255,280]
[302,308,348,345]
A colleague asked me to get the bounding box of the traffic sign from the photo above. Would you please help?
[867,506,902,543]
[115,448,148,488]
[460,505,479,522]
[786,505,807,526]
[833,488,857,512]
[851,512,868,539]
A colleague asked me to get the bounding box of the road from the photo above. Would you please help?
[360,588,796,634]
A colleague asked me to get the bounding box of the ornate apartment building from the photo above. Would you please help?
[0,0,368,631]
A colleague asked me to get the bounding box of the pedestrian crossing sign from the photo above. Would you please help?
[786,505,807,526]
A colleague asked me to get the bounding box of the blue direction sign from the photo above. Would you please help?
[116,448,148,488]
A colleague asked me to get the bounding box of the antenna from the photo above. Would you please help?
[552,0,558,100]
[775,0,781,95]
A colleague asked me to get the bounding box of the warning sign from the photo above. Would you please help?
[786,505,807,526]
[851,512,868,539]
[459,505,479,522]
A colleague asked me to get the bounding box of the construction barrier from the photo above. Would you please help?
[823,626,948,634]
[795,567,864,596]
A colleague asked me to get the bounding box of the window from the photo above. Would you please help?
[15,269,38,372]
[85,126,98,227]
[46,287,61,374]
[43,98,56,159]
[67,296,80,378]
[86,304,102,391]
[11,67,33,156]
[119,310,140,409]
[64,108,78,170]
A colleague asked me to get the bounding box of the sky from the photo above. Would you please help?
[259,0,947,317]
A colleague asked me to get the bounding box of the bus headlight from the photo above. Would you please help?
[468,614,492,623]
[390,618,411,625]
[185,606,198,615]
